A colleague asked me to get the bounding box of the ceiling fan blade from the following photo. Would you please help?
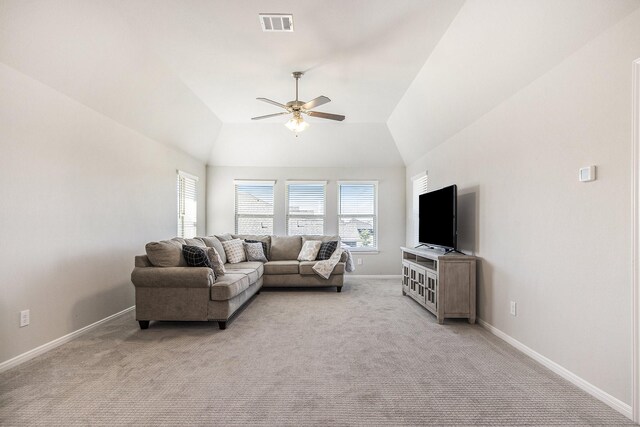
[251,112,290,120]
[301,96,331,110]
[305,111,345,121]
[256,97,288,110]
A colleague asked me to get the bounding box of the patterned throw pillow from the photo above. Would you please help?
[316,240,339,261]
[244,242,268,263]
[245,239,269,259]
[182,245,212,268]
[221,239,247,264]
[206,247,226,277]
[297,240,322,261]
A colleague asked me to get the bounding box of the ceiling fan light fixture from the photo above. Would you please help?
[285,112,308,133]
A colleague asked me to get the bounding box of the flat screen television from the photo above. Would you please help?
[418,184,457,250]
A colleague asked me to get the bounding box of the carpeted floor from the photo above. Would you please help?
[0,277,633,426]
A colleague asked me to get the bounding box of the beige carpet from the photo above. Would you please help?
[0,277,633,426]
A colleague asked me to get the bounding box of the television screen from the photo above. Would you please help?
[418,185,457,249]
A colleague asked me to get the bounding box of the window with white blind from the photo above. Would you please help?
[286,182,326,235]
[412,172,428,243]
[177,170,198,238]
[338,182,378,251]
[234,181,275,235]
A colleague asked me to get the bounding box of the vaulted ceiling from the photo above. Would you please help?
[1,0,638,167]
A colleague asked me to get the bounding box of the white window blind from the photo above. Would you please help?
[338,182,378,251]
[177,171,198,238]
[235,181,275,235]
[286,182,326,235]
[412,172,428,243]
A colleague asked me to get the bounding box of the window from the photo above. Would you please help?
[412,172,428,243]
[338,182,377,251]
[234,181,275,235]
[286,181,326,235]
[177,170,198,238]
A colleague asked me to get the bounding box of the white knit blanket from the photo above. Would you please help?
[312,248,344,279]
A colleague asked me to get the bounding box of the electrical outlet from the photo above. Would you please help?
[510,301,517,317]
[357,258,363,265]
[20,309,30,327]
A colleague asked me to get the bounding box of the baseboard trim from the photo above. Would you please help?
[348,274,402,279]
[477,318,632,419]
[0,306,135,374]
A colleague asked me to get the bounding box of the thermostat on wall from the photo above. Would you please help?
[579,166,596,182]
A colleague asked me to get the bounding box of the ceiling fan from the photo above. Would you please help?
[251,71,345,133]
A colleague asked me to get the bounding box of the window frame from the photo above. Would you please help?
[337,180,379,252]
[285,180,327,236]
[412,172,428,244]
[234,180,276,235]
[177,170,199,239]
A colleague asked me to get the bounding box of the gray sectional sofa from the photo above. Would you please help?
[131,234,346,330]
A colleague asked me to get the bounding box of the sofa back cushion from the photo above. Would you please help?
[270,235,302,261]
[302,235,340,245]
[145,239,187,267]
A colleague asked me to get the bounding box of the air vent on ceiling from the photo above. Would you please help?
[259,14,294,32]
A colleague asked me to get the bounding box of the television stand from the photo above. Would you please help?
[401,246,477,324]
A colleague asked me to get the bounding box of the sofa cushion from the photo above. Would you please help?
[297,240,322,261]
[183,245,212,268]
[299,261,345,276]
[270,235,302,261]
[225,261,264,278]
[198,236,227,264]
[221,268,260,283]
[302,235,340,245]
[264,260,299,275]
[222,239,247,264]
[145,240,187,267]
[244,242,268,262]
[233,235,271,258]
[215,233,234,242]
[184,238,206,248]
[316,240,339,260]
[210,273,250,301]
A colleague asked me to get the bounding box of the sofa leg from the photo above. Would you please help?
[218,321,227,330]
[138,321,150,330]
[337,287,342,293]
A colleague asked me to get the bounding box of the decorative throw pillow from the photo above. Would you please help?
[297,240,322,261]
[245,239,269,259]
[316,240,339,261]
[221,239,247,264]
[182,245,212,268]
[200,236,227,264]
[206,247,226,277]
[244,242,268,263]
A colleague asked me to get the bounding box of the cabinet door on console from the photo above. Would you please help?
[425,271,438,311]
[402,261,411,294]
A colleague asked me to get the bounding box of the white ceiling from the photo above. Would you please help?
[1,0,639,167]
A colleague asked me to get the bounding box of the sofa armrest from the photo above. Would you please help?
[131,267,214,289]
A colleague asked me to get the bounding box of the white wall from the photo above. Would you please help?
[207,166,405,275]
[403,9,640,405]
[0,62,206,364]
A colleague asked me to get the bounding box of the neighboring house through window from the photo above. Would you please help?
[338,181,378,251]
[286,181,326,235]
[235,180,275,235]
[177,170,198,238]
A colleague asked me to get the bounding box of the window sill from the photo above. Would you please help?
[344,249,379,254]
